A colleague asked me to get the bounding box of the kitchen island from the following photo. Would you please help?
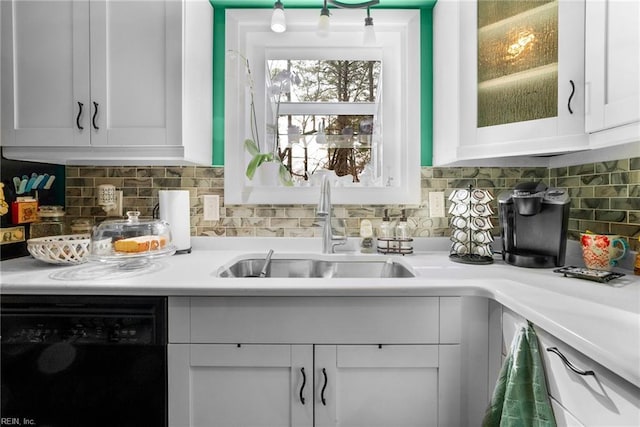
[2,237,639,426]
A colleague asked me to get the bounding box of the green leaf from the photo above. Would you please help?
[246,153,276,180]
[279,163,293,186]
[244,139,260,156]
[245,155,262,180]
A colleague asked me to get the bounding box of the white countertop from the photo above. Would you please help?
[2,237,639,389]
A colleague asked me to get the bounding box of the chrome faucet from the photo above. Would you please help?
[317,175,347,254]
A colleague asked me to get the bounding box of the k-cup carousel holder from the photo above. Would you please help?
[449,185,495,265]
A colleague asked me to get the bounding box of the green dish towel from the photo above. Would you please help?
[482,324,557,427]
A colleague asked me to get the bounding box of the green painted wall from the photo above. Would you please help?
[210,1,437,8]
[421,7,433,166]
[212,10,226,166]
[210,2,436,167]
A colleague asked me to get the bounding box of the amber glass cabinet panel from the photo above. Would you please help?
[477,0,558,127]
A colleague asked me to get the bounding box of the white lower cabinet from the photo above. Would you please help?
[315,344,459,427]
[169,344,313,427]
[168,296,463,427]
[550,397,584,427]
[537,328,640,427]
[169,343,457,427]
[499,307,640,426]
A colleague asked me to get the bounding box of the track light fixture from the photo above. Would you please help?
[271,0,286,33]
[316,0,380,40]
[269,0,379,39]
[328,0,379,9]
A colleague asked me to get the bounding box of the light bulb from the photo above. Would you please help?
[317,2,330,37]
[363,8,376,44]
[271,1,286,33]
[363,24,376,44]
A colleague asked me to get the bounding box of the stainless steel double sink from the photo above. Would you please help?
[217,256,415,278]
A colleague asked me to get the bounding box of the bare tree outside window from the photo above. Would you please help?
[267,59,381,185]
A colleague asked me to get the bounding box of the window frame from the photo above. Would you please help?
[224,8,421,205]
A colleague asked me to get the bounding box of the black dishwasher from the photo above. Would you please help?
[0,295,167,427]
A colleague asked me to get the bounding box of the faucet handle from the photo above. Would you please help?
[332,218,348,239]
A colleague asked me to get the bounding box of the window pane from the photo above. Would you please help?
[267,60,381,103]
[275,114,376,185]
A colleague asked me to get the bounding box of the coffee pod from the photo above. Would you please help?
[470,203,493,217]
[449,189,470,203]
[449,202,470,216]
[469,216,493,231]
[472,230,494,244]
[473,244,492,257]
[451,229,468,242]
[450,216,468,229]
[471,189,493,204]
[452,241,469,255]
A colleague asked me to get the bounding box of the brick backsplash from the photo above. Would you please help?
[550,158,640,250]
[65,157,639,251]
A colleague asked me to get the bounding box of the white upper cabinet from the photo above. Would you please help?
[585,0,640,146]
[89,0,181,148]
[1,0,212,165]
[434,0,588,165]
[0,0,90,147]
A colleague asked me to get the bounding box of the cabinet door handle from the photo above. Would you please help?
[76,102,84,130]
[92,101,100,130]
[299,367,306,405]
[567,80,576,114]
[320,368,328,406]
[547,347,595,376]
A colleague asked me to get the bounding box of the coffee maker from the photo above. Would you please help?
[498,182,570,268]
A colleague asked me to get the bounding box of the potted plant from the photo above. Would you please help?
[244,138,291,186]
[229,50,293,186]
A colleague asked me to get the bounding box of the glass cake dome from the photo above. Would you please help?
[89,211,176,267]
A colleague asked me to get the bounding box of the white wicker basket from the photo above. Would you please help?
[27,234,91,265]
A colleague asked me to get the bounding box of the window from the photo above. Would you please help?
[224,9,420,205]
[267,59,381,184]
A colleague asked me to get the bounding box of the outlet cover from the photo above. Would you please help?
[428,192,445,218]
[203,195,220,221]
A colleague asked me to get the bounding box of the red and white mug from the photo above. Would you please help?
[580,233,628,271]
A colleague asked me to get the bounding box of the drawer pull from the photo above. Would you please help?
[92,101,100,130]
[320,368,328,406]
[76,102,84,130]
[299,367,306,405]
[568,79,576,114]
[546,347,595,376]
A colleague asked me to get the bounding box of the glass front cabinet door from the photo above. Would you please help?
[434,0,588,165]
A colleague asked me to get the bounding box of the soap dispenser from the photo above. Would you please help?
[396,210,411,252]
[377,209,393,252]
[360,219,374,253]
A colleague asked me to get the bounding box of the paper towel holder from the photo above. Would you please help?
[154,190,192,254]
[153,201,192,254]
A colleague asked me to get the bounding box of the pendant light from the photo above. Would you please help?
[363,7,376,44]
[316,0,379,38]
[271,0,286,33]
[317,0,330,37]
